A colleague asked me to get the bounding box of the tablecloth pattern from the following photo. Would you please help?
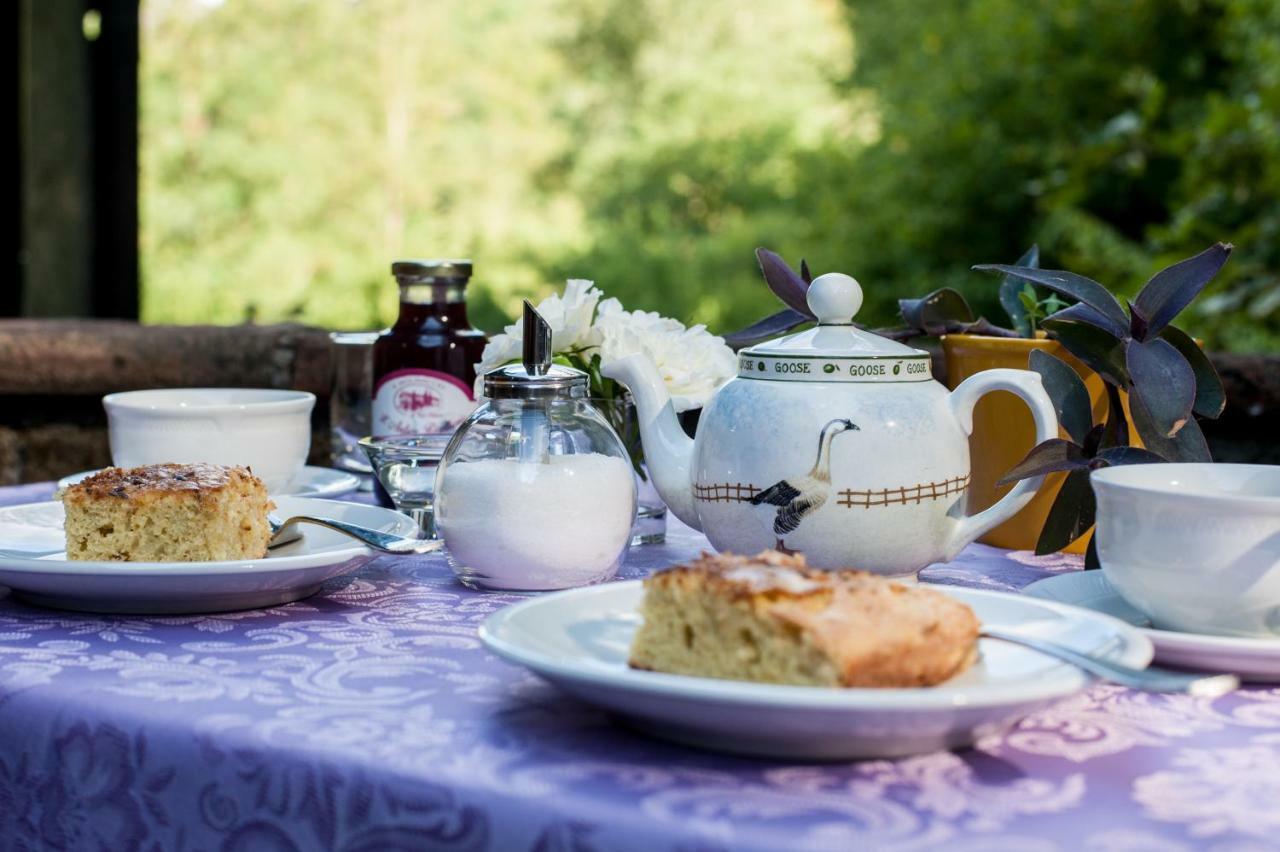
[0,481,1277,852]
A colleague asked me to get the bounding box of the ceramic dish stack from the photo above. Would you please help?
[1028,463,1280,682]
[62,388,360,497]
[482,580,1154,760]
[0,496,416,613]
[0,387,393,614]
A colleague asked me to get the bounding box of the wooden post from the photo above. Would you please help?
[15,0,139,319]
[89,0,140,319]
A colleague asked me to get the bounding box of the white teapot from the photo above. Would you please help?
[602,273,1060,575]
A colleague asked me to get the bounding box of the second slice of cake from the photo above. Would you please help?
[629,551,980,688]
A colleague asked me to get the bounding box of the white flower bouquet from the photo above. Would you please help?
[475,279,737,475]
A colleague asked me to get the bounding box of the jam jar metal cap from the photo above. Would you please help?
[391,259,473,284]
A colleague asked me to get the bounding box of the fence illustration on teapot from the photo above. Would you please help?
[693,474,970,508]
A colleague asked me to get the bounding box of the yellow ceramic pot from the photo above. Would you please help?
[941,334,1138,553]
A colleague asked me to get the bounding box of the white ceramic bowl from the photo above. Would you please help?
[103,388,315,493]
[1092,463,1280,638]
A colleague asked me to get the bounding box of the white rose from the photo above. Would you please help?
[596,300,736,412]
[472,333,522,397]
[473,279,604,394]
[548,279,604,352]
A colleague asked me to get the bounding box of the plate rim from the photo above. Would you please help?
[480,580,1154,711]
[1024,571,1280,655]
[0,496,415,575]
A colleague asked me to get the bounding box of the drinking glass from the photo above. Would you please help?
[359,434,453,538]
[330,332,379,475]
[590,396,667,544]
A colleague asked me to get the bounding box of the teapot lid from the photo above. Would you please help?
[738,273,932,384]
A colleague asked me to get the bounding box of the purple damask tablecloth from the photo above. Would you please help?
[0,481,1277,852]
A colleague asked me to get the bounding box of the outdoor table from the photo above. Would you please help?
[0,481,1276,851]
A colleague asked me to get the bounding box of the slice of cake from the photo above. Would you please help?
[628,551,980,688]
[60,463,274,562]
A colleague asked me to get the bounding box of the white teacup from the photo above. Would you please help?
[1092,463,1280,638]
[103,388,315,494]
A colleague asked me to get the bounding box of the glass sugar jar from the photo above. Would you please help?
[434,302,637,591]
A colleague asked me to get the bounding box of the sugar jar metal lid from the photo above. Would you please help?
[483,363,588,399]
[738,273,932,383]
[483,299,589,400]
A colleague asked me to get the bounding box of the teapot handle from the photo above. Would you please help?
[943,368,1059,560]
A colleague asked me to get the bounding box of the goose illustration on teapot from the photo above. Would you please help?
[750,418,859,554]
[602,271,1061,576]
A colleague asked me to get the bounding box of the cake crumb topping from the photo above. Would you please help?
[65,463,251,501]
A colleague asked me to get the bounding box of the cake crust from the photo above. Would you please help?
[629,551,980,688]
[63,463,246,503]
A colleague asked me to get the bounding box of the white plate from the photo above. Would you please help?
[480,581,1152,760]
[0,496,416,614]
[57,466,361,499]
[1025,571,1280,683]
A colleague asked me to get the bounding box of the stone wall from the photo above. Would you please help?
[0,320,334,484]
[0,319,1273,484]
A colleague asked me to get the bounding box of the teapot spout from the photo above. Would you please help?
[601,354,702,532]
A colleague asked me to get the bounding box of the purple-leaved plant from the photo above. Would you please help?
[976,242,1232,564]
[726,247,1044,349]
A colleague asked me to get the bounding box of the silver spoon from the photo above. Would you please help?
[268,515,443,555]
[982,627,1239,696]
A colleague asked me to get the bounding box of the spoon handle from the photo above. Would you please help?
[270,515,443,555]
[981,628,1239,697]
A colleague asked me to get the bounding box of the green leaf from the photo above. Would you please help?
[1042,294,1067,314]
[1029,350,1093,444]
[973,264,1129,337]
[1006,287,1032,327]
[1129,392,1213,462]
[996,438,1090,486]
[1042,319,1128,386]
[1018,288,1037,313]
[1160,325,1225,419]
[1134,242,1232,337]
[1036,468,1096,555]
[1126,338,1195,440]
[997,246,1039,337]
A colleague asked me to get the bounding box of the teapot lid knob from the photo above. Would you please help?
[806,272,863,325]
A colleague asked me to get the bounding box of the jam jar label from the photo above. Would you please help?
[372,369,476,437]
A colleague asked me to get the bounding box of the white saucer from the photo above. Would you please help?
[480,581,1151,760]
[0,496,415,614]
[1024,571,1280,682]
[57,466,361,498]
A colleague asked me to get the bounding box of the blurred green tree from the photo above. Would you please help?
[141,0,1277,350]
[140,0,853,333]
[793,0,1279,347]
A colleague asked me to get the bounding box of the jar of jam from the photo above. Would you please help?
[371,260,487,439]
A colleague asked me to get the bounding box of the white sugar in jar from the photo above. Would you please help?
[436,453,636,591]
